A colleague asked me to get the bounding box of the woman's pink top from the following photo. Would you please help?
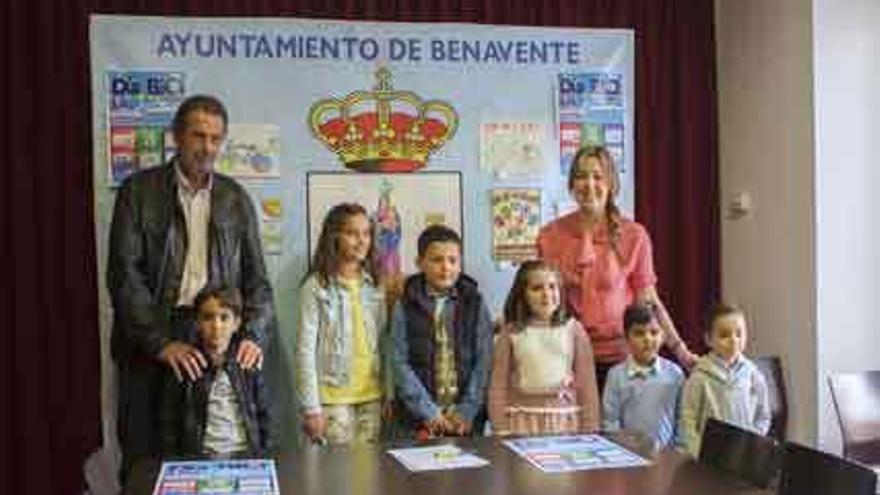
[537,212,657,364]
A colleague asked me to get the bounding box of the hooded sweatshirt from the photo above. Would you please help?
[678,353,771,457]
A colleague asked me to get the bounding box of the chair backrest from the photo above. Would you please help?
[777,441,878,495]
[698,417,781,488]
[827,370,880,465]
[753,355,788,442]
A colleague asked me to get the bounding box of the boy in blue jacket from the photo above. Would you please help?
[391,225,493,438]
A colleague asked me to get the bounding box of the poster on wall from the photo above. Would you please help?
[245,183,284,256]
[217,123,282,179]
[490,188,541,264]
[479,122,547,179]
[558,72,626,177]
[307,172,462,278]
[106,70,186,186]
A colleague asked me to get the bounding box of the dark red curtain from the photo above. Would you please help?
[3,1,717,493]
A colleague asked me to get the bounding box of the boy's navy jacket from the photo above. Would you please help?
[393,272,493,429]
[161,338,276,456]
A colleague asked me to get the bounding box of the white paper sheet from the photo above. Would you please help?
[387,444,490,472]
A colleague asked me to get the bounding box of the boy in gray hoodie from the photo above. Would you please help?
[678,303,771,457]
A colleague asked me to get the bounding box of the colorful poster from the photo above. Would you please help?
[480,122,547,179]
[246,183,284,256]
[106,70,186,186]
[491,188,541,263]
[152,459,279,495]
[503,434,649,474]
[558,72,626,177]
[217,124,282,179]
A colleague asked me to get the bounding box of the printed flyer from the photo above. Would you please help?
[490,188,541,263]
[557,72,626,177]
[503,434,649,474]
[152,459,279,495]
[106,70,186,186]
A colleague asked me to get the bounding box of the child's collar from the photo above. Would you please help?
[709,352,742,370]
[626,355,660,377]
[426,286,455,299]
[332,269,372,287]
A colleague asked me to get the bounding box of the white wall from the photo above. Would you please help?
[813,0,880,452]
[715,0,817,444]
[717,0,880,451]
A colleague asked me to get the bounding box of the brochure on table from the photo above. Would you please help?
[152,459,279,495]
[503,434,649,474]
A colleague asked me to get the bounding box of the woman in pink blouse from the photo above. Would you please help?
[537,145,697,390]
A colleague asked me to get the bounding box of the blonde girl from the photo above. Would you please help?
[295,203,391,445]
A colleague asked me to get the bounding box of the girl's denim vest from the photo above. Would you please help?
[296,273,387,412]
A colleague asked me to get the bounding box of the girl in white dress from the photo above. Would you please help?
[489,260,600,436]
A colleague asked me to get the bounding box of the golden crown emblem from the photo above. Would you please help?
[308,67,458,172]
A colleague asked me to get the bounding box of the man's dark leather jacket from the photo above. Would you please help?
[107,162,275,360]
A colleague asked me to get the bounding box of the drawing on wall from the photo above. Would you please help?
[372,179,403,284]
[307,172,462,276]
[216,123,281,179]
[480,121,547,179]
[491,188,541,263]
[308,67,459,173]
[246,183,284,255]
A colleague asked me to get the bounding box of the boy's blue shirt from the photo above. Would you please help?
[602,355,684,449]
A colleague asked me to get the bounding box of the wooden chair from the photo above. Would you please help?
[753,355,788,442]
[698,417,781,488]
[828,370,880,466]
[777,441,878,495]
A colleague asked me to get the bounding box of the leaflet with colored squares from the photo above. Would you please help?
[503,434,650,474]
[152,459,279,495]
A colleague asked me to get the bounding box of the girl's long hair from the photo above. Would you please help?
[503,259,568,330]
[568,145,623,260]
[304,202,376,287]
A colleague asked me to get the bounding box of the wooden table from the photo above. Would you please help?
[126,433,773,495]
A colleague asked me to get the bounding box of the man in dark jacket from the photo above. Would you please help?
[107,95,275,479]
